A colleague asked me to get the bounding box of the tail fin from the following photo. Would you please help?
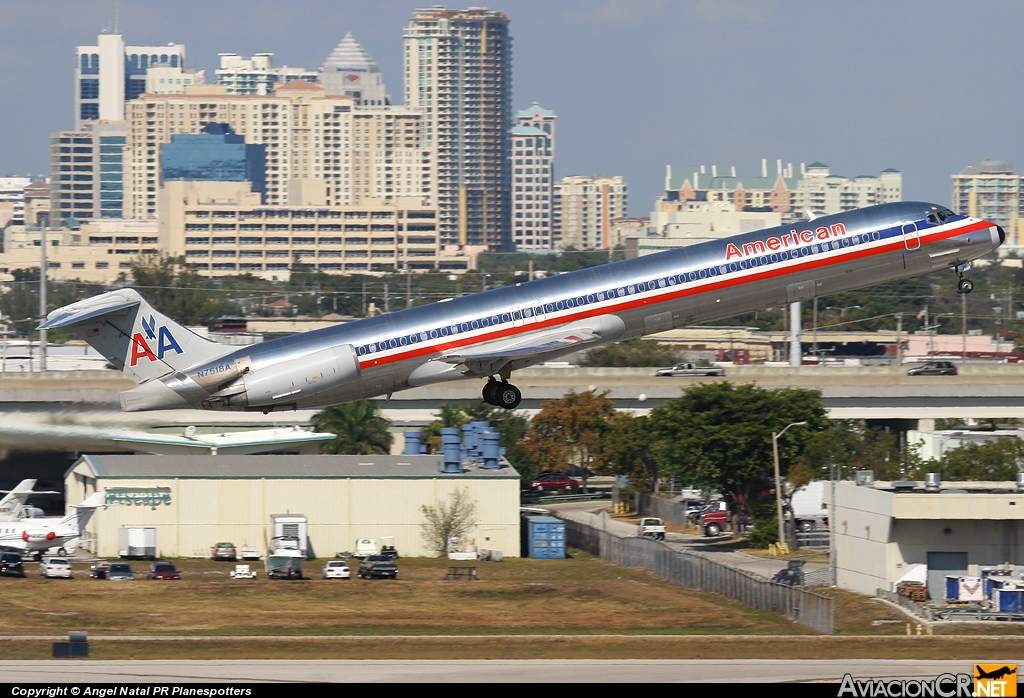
[58,491,105,534]
[0,479,36,518]
[40,289,234,384]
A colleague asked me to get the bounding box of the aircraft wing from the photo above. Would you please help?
[38,295,140,330]
[439,328,601,375]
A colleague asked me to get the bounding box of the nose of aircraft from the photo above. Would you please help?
[998,225,1006,244]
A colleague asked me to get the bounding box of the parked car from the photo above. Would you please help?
[212,542,238,561]
[106,562,134,581]
[147,562,180,580]
[38,557,72,579]
[907,361,958,376]
[322,560,351,579]
[240,546,260,561]
[528,473,580,494]
[656,362,725,377]
[89,563,109,579]
[0,552,25,577]
[357,555,397,580]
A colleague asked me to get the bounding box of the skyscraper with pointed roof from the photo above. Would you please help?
[321,32,389,106]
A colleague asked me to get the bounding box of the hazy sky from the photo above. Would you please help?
[3,0,1024,214]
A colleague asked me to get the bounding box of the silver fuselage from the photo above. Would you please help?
[184,201,1001,410]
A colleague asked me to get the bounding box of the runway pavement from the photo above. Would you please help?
[0,659,1011,683]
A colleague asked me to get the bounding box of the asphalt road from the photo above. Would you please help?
[548,501,829,580]
[0,659,1010,683]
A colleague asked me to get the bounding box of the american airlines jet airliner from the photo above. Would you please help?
[40,202,1002,413]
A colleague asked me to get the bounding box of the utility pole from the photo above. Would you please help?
[789,301,802,367]
[481,271,487,292]
[406,271,412,309]
[962,291,967,361]
[812,297,819,358]
[39,225,47,372]
[895,313,903,367]
[361,279,366,317]
[384,283,389,313]
[528,259,534,282]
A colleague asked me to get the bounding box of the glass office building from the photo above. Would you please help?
[161,124,267,201]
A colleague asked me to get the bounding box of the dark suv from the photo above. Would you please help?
[0,552,25,577]
[907,361,958,376]
[357,555,397,579]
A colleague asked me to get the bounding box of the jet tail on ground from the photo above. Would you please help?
[39,289,234,384]
[57,491,106,534]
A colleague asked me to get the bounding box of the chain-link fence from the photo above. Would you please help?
[563,518,834,634]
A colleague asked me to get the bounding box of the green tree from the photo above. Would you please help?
[0,283,39,336]
[601,414,660,493]
[420,488,478,557]
[130,255,227,325]
[420,403,470,452]
[649,382,828,524]
[312,400,393,455]
[930,438,1024,481]
[580,339,678,367]
[801,420,918,482]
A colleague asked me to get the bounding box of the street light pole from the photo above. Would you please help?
[773,420,807,547]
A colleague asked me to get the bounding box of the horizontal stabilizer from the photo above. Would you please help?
[38,296,139,330]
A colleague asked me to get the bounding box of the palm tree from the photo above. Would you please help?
[420,403,470,452]
[312,400,393,455]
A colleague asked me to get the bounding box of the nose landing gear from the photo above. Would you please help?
[955,262,973,294]
[482,378,522,410]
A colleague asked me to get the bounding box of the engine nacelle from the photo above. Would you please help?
[22,530,56,542]
[215,344,360,409]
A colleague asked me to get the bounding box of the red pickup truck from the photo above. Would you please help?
[699,503,751,536]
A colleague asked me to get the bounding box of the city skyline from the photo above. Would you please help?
[3,0,1024,213]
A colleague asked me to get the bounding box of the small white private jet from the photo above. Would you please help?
[0,491,104,559]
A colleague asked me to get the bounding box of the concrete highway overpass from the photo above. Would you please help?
[1,365,1024,431]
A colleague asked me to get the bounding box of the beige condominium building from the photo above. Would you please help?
[159,180,468,277]
[553,175,627,250]
[0,218,160,283]
[952,159,1024,253]
[125,81,435,218]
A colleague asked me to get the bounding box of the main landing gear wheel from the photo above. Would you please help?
[482,380,502,406]
[957,278,974,294]
[496,382,522,410]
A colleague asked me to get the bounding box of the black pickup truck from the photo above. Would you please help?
[357,555,398,579]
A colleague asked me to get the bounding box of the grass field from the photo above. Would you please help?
[1,552,1020,659]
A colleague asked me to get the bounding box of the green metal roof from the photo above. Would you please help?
[807,161,828,168]
[516,101,555,118]
[666,164,798,193]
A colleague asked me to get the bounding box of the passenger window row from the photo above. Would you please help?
[355,230,884,357]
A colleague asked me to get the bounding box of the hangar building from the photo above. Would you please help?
[834,478,1024,598]
[65,454,521,559]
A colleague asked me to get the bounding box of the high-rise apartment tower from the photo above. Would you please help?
[404,7,512,249]
[510,102,554,250]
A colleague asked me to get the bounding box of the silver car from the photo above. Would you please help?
[38,557,72,579]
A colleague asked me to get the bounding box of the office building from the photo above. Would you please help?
[145,65,205,95]
[510,102,555,250]
[0,177,31,227]
[404,7,513,249]
[161,124,267,201]
[49,121,127,220]
[321,33,389,106]
[75,33,186,128]
[0,218,159,283]
[952,160,1024,251]
[553,175,626,250]
[125,82,433,217]
[627,201,780,258]
[791,163,901,215]
[23,180,51,227]
[215,53,317,96]
[663,160,901,219]
[158,180,467,277]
